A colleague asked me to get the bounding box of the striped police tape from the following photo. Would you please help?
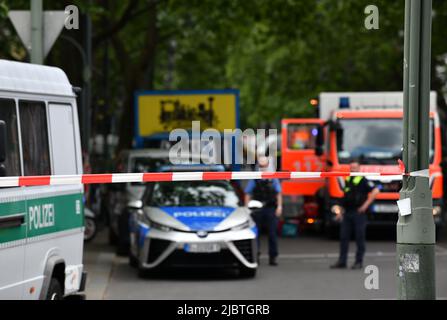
[0,169,426,188]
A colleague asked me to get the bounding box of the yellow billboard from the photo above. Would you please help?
[135,90,239,140]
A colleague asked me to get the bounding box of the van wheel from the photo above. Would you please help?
[46,278,63,300]
[84,217,97,242]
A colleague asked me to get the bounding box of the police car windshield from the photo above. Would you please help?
[146,181,240,207]
[129,156,170,185]
[337,118,434,164]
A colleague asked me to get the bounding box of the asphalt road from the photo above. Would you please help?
[84,228,447,300]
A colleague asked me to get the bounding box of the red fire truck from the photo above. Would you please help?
[281,92,444,237]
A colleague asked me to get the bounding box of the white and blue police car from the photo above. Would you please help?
[128,165,258,278]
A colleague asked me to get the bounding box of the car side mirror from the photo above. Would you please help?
[328,120,344,150]
[335,125,343,150]
[315,125,324,156]
[127,200,143,210]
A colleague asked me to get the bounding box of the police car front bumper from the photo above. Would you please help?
[136,228,258,270]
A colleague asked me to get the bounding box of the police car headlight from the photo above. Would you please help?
[433,206,442,216]
[231,220,250,231]
[148,219,172,232]
[150,220,172,232]
[331,205,345,216]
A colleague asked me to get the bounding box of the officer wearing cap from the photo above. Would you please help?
[244,156,282,266]
[330,160,380,269]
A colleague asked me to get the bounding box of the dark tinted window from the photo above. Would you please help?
[130,156,170,186]
[146,181,240,207]
[0,99,21,176]
[19,101,51,175]
[131,156,169,173]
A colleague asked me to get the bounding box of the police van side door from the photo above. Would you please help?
[0,98,26,299]
[22,101,83,299]
[18,100,54,299]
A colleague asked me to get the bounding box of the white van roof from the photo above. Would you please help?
[319,91,437,120]
[0,59,75,97]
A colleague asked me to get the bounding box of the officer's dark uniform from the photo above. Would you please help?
[245,179,281,260]
[338,176,375,266]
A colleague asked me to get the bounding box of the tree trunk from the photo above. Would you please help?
[117,1,158,151]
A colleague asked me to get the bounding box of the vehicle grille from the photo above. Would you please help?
[161,250,239,268]
[233,239,255,263]
[147,239,171,263]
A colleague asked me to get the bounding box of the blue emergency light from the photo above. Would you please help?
[339,97,350,109]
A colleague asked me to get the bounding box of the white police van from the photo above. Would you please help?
[0,60,86,299]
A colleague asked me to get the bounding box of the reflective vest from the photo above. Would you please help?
[343,176,364,193]
[343,176,368,209]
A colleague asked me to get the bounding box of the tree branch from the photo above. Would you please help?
[93,0,139,48]
[92,0,166,49]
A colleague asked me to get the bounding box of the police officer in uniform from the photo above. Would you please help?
[244,156,282,266]
[330,160,379,269]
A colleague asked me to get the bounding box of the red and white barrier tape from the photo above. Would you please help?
[0,170,413,188]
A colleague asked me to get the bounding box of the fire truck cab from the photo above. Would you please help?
[282,92,444,237]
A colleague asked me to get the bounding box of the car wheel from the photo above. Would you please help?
[116,211,130,256]
[239,267,257,278]
[84,217,97,242]
[46,278,63,300]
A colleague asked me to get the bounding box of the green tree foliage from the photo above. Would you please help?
[0,0,446,149]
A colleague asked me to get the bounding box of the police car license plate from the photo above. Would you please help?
[184,243,221,253]
[373,204,398,213]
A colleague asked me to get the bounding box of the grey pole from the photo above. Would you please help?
[398,0,435,300]
[30,0,43,64]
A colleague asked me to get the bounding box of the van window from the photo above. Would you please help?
[0,98,21,176]
[19,101,51,175]
[48,103,77,174]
